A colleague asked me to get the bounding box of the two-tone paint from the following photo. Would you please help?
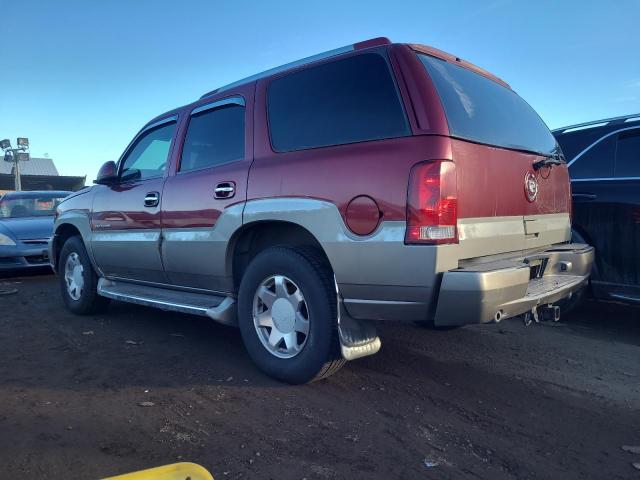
[52,38,591,332]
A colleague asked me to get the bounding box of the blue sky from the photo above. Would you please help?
[1,0,639,180]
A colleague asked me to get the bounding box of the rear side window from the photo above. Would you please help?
[418,54,557,155]
[568,135,615,179]
[267,53,410,152]
[180,104,245,172]
[615,130,640,177]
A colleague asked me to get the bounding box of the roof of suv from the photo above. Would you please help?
[553,113,640,135]
[199,37,511,100]
[145,38,512,129]
[553,113,640,161]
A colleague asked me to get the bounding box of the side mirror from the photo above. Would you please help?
[94,161,118,185]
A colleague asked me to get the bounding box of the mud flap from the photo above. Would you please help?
[335,277,381,361]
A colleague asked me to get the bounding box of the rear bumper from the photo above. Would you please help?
[434,243,594,326]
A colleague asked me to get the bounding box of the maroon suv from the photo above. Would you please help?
[50,38,594,383]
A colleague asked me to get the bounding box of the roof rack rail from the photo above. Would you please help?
[200,37,391,99]
[553,113,640,134]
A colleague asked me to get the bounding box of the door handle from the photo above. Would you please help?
[144,191,160,207]
[214,181,235,199]
[572,193,597,200]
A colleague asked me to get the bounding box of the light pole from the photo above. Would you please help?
[1,137,30,191]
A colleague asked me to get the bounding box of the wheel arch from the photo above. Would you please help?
[52,223,82,271]
[51,212,94,273]
[227,220,333,289]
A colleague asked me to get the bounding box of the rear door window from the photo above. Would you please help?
[568,136,615,179]
[418,54,557,155]
[180,103,245,172]
[267,53,410,152]
[615,129,640,177]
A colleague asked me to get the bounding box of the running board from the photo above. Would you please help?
[97,278,237,326]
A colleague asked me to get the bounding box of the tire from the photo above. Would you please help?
[59,235,110,315]
[237,246,345,384]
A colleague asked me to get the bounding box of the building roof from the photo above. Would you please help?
[0,173,85,192]
[0,157,59,176]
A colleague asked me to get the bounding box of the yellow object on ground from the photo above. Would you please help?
[103,462,214,480]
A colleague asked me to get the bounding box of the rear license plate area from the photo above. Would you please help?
[526,258,548,280]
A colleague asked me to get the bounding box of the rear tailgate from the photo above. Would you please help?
[453,138,571,259]
[415,49,571,260]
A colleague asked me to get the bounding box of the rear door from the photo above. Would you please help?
[569,127,640,297]
[160,85,253,293]
[91,116,177,283]
[416,52,571,258]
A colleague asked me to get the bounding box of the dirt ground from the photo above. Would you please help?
[0,271,639,480]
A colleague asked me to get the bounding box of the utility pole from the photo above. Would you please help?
[1,137,30,191]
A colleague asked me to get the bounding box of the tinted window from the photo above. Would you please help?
[418,54,557,155]
[180,104,245,172]
[121,121,176,180]
[569,135,615,179]
[615,130,640,177]
[268,53,409,152]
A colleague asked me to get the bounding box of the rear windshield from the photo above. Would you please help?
[418,54,557,156]
[0,193,70,218]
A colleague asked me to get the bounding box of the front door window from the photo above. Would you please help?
[121,121,177,181]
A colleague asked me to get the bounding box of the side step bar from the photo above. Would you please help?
[97,278,237,326]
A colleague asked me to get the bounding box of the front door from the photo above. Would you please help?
[161,90,252,293]
[91,116,178,283]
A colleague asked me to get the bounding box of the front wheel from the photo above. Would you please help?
[237,247,345,384]
[59,236,110,315]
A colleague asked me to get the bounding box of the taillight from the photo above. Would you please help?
[405,160,458,244]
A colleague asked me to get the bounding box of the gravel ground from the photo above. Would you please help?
[0,271,639,479]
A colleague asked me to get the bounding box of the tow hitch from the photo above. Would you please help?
[541,304,561,322]
[523,304,561,326]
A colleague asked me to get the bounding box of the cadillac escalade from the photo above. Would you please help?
[50,38,594,383]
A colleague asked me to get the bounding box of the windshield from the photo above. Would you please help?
[418,54,557,155]
[0,193,70,218]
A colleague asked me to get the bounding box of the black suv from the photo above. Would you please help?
[553,114,640,304]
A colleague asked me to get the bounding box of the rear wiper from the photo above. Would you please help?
[532,150,566,170]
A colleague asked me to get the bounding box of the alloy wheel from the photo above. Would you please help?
[64,252,84,301]
[252,275,310,358]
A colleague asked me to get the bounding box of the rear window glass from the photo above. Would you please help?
[418,54,557,155]
[268,53,410,152]
[615,129,640,177]
[568,135,615,179]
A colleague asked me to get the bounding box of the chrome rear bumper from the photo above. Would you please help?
[434,243,594,326]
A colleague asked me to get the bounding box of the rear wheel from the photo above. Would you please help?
[238,247,344,384]
[59,236,109,314]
